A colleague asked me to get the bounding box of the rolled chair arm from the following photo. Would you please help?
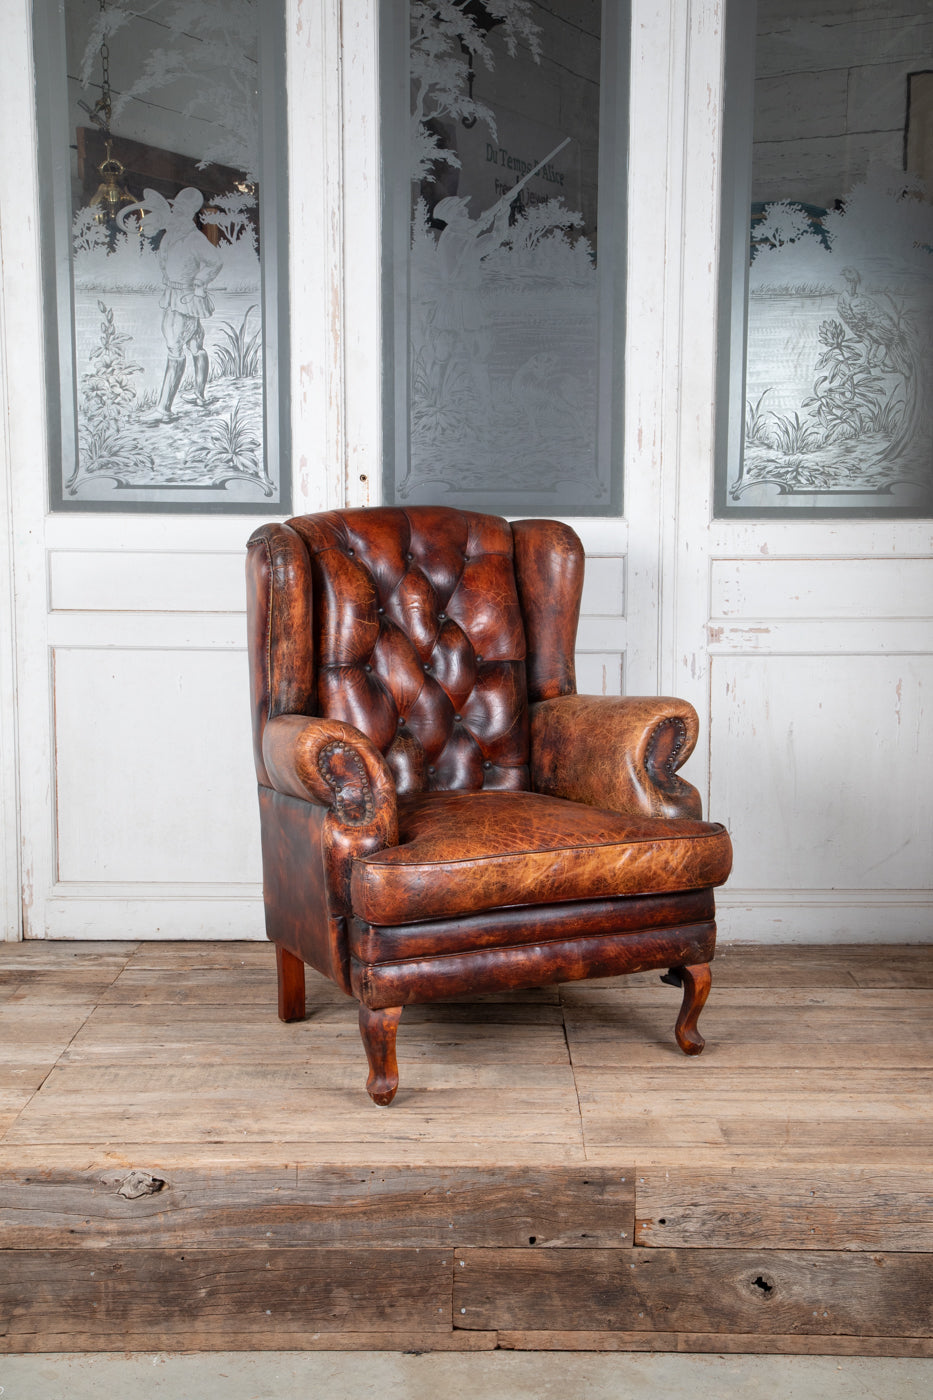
[530,694,703,820]
[262,714,398,839]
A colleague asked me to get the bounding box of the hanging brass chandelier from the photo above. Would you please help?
[78,0,135,226]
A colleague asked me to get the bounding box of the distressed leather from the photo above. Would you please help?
[351,790,732,926]
[286,507,531,794]
[258,788,353,991]
[262,713,398,836]
[351,888,716,963]
[351,921,718,1010]
[245,506,733,1027]
[511,518,584,701]
[246,524,316,788]
[531,694,704,819]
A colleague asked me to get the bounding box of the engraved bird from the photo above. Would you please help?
[837,267,910,375]
[510,352,585,436]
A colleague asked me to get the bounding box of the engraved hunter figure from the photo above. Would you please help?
[119,187,223,423]
[429,192,511,419]
[427,138,572,424]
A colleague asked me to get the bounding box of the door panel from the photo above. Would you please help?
[54,647,259,885]
[710,652,931,891]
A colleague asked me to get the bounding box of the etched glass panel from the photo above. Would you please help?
[37,0,289,511]
[384,1,626,515]
[718,0,933,516]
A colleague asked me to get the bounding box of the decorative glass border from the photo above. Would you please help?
[34,0,290,514]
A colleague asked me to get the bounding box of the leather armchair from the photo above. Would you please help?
[246,507,732,1104]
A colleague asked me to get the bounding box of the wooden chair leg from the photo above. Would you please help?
[672,962,711,1055]
[358,1004,404,1106]
[276,945,306,1023]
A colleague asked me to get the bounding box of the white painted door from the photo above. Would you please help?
[675,1,933,943]
[2,0,930,944]
[0,0,381,941]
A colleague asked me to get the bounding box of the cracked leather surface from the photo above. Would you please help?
[531,693,704,819]
[351,790,732,926]
[351,887,716,963]
[351,923,718,1009]
[286,507,531,794]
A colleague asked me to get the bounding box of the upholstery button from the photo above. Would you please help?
[427,766,435,774]
[438,612,447,621]
[364,664,372,672]
[483,761,492,769]
[406,552,413,561]
[377,606,385,614]
[398,717,405,726]
[454,715,461,722]
[424,664,431,673]
[476,654,483,663]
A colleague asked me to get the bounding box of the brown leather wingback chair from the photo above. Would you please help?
[246,507,732,1104]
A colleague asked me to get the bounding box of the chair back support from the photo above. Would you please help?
[247,505,586,796]
[287,507,532,794]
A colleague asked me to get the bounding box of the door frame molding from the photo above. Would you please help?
[1,0,49,941]
[0,224,23,941]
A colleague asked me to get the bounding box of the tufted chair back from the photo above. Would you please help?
[248,506,585,799]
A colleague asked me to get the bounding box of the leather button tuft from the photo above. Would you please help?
[406,552,414,561]
[427,766,435,774]
[438,612,447,621]
[424,664,431,673]
[346,548,354,556]
[476,654,483,663]
[364,664,372,672]
[377,606,385,614]
[454,715,462,722]
[483,761,492,769]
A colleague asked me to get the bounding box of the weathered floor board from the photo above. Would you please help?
[0,1165,632,1251]
[1,939,931,1355]
[633,1167,933,1251]
[453,1246,933,1337]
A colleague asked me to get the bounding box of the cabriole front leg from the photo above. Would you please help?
[358,1004,404,1105]
[671,962,712,1055]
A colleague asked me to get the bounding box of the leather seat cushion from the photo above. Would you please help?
[350,790,733,926]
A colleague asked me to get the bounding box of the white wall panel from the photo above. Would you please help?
[49,551,245,614]
[580,555,625,616]
[709,653,932,893]
[575,652,624,697]
[576,550,625,697]
[711,558,933,620]
[707,619,932,655]
[54,646,261,886]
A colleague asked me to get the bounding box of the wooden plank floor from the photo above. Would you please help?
[1,940,932,1355]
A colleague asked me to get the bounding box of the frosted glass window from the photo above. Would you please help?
[382,1,627,515]
[717,0,933,516]
[36,0,289,512]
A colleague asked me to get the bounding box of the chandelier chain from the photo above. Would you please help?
[98,0,112,128]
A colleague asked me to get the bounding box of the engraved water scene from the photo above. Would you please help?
[730,1,933,511]
[61,0,275,505]
[736,171,933,506]
[403,1,606,508]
